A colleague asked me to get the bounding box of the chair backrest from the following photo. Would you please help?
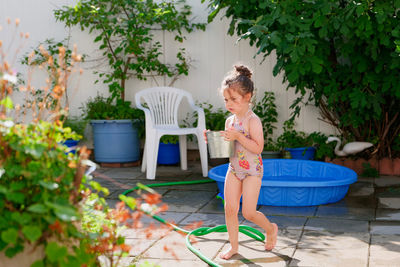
[135,87,194,127]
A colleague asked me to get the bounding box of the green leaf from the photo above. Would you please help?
[6,192,25,204]
[54,207,78,222]
[45,242,68,263]
[27,204,48,214]
[31,260,45,267]
[0,186,8,194]
[119,195,137,210]
[39,180,59,190]
[0,96,13,109]
[1,228,18,244]
[22,225,42,242]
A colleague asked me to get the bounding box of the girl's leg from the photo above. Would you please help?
[220,171,242,260]
[242,176,278,251]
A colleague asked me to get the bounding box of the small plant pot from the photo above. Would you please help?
[261,151,281,159]
[63,139,79,154]
[285,147,316,160]
[158,142,180,165]
[379,157,394,175]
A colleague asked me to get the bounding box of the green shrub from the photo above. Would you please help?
[205,0,400,158]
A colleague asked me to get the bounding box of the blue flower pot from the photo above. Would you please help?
[91,120,140,163]
[158,142,180,165]
[285,147,316,160]
[63,139,79,154]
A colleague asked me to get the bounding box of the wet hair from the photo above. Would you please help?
[221,64,254,97]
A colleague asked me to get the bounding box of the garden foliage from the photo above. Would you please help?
[205,0,400,158]
[54,0,206,102]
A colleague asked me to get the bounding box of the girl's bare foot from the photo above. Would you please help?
[219,246,238,260]
[265,223,278,251]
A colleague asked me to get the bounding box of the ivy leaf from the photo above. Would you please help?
[27,203,48,214]
[6,192,25,204]
[39,181,59,190]
[1,228,18,244]
[31,261,45,267]
[45,242,68,263]
[22,225,42,242]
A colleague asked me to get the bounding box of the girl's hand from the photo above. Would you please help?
[221,127,239,142]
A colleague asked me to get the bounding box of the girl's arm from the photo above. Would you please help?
[223,116,264,154]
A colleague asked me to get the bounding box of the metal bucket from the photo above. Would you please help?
[206,131,234,158]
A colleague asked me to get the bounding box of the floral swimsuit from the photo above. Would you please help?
[228,111,263,180]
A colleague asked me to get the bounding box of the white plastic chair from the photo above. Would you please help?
[135,87,208,180]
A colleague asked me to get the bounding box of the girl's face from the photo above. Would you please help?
[223,87,251,115]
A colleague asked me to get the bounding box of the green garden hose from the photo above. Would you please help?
[122,180,265,267]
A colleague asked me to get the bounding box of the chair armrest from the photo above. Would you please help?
[135,96,153,127]
[191,105,206,130]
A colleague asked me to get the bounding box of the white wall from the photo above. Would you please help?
[1,0,336,141]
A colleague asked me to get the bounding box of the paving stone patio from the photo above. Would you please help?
[93,161,400,267]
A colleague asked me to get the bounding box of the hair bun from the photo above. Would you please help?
[234,65,252,78]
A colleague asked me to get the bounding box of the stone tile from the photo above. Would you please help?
[161,190,216,212]
[376,209,400,221]
[180,213,226,227]
[142,231,225,261]
[214,237,295,267]
[356,176,376,184]
[139,211,190,226]
[165,181,218,191]
[321,195,377,209]
[298,230,369,249]
[378,197,400,209]
[347,182,375,197]
[305,217,369,233]
[198,198,225,213]
[315,206,375,220]
[98,255,136,267]
[370,234,400,267]
[134,258,208,267]
[108,189,130,199]
[243,215,307,231]
[100,167,144,179]
[289,247,368,267]
[120,227,172,240]
[274,229,302,248]
[259,206,316,217]
[370,221,400,235]
[375,176,400,187]
[124,238,157,256]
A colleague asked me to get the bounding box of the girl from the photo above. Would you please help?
[217,64,278,260]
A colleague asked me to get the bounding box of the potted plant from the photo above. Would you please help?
[55,0,206,164]
[277,120,316,160]
[62,115,87,154]
[158,135,180,165]
[253,91,280,159]
[80,95,144,163]
[0,29,97,265]
[0,23,172,266]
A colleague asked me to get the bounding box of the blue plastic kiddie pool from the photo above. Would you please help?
[208,159,357,206]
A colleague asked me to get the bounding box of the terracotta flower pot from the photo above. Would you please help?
[353,158,368,175]
[379,157,394,175]
[332,158,344,166]
[343,158,355,171]
[393,158,400,176]
[368,157,379,170]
